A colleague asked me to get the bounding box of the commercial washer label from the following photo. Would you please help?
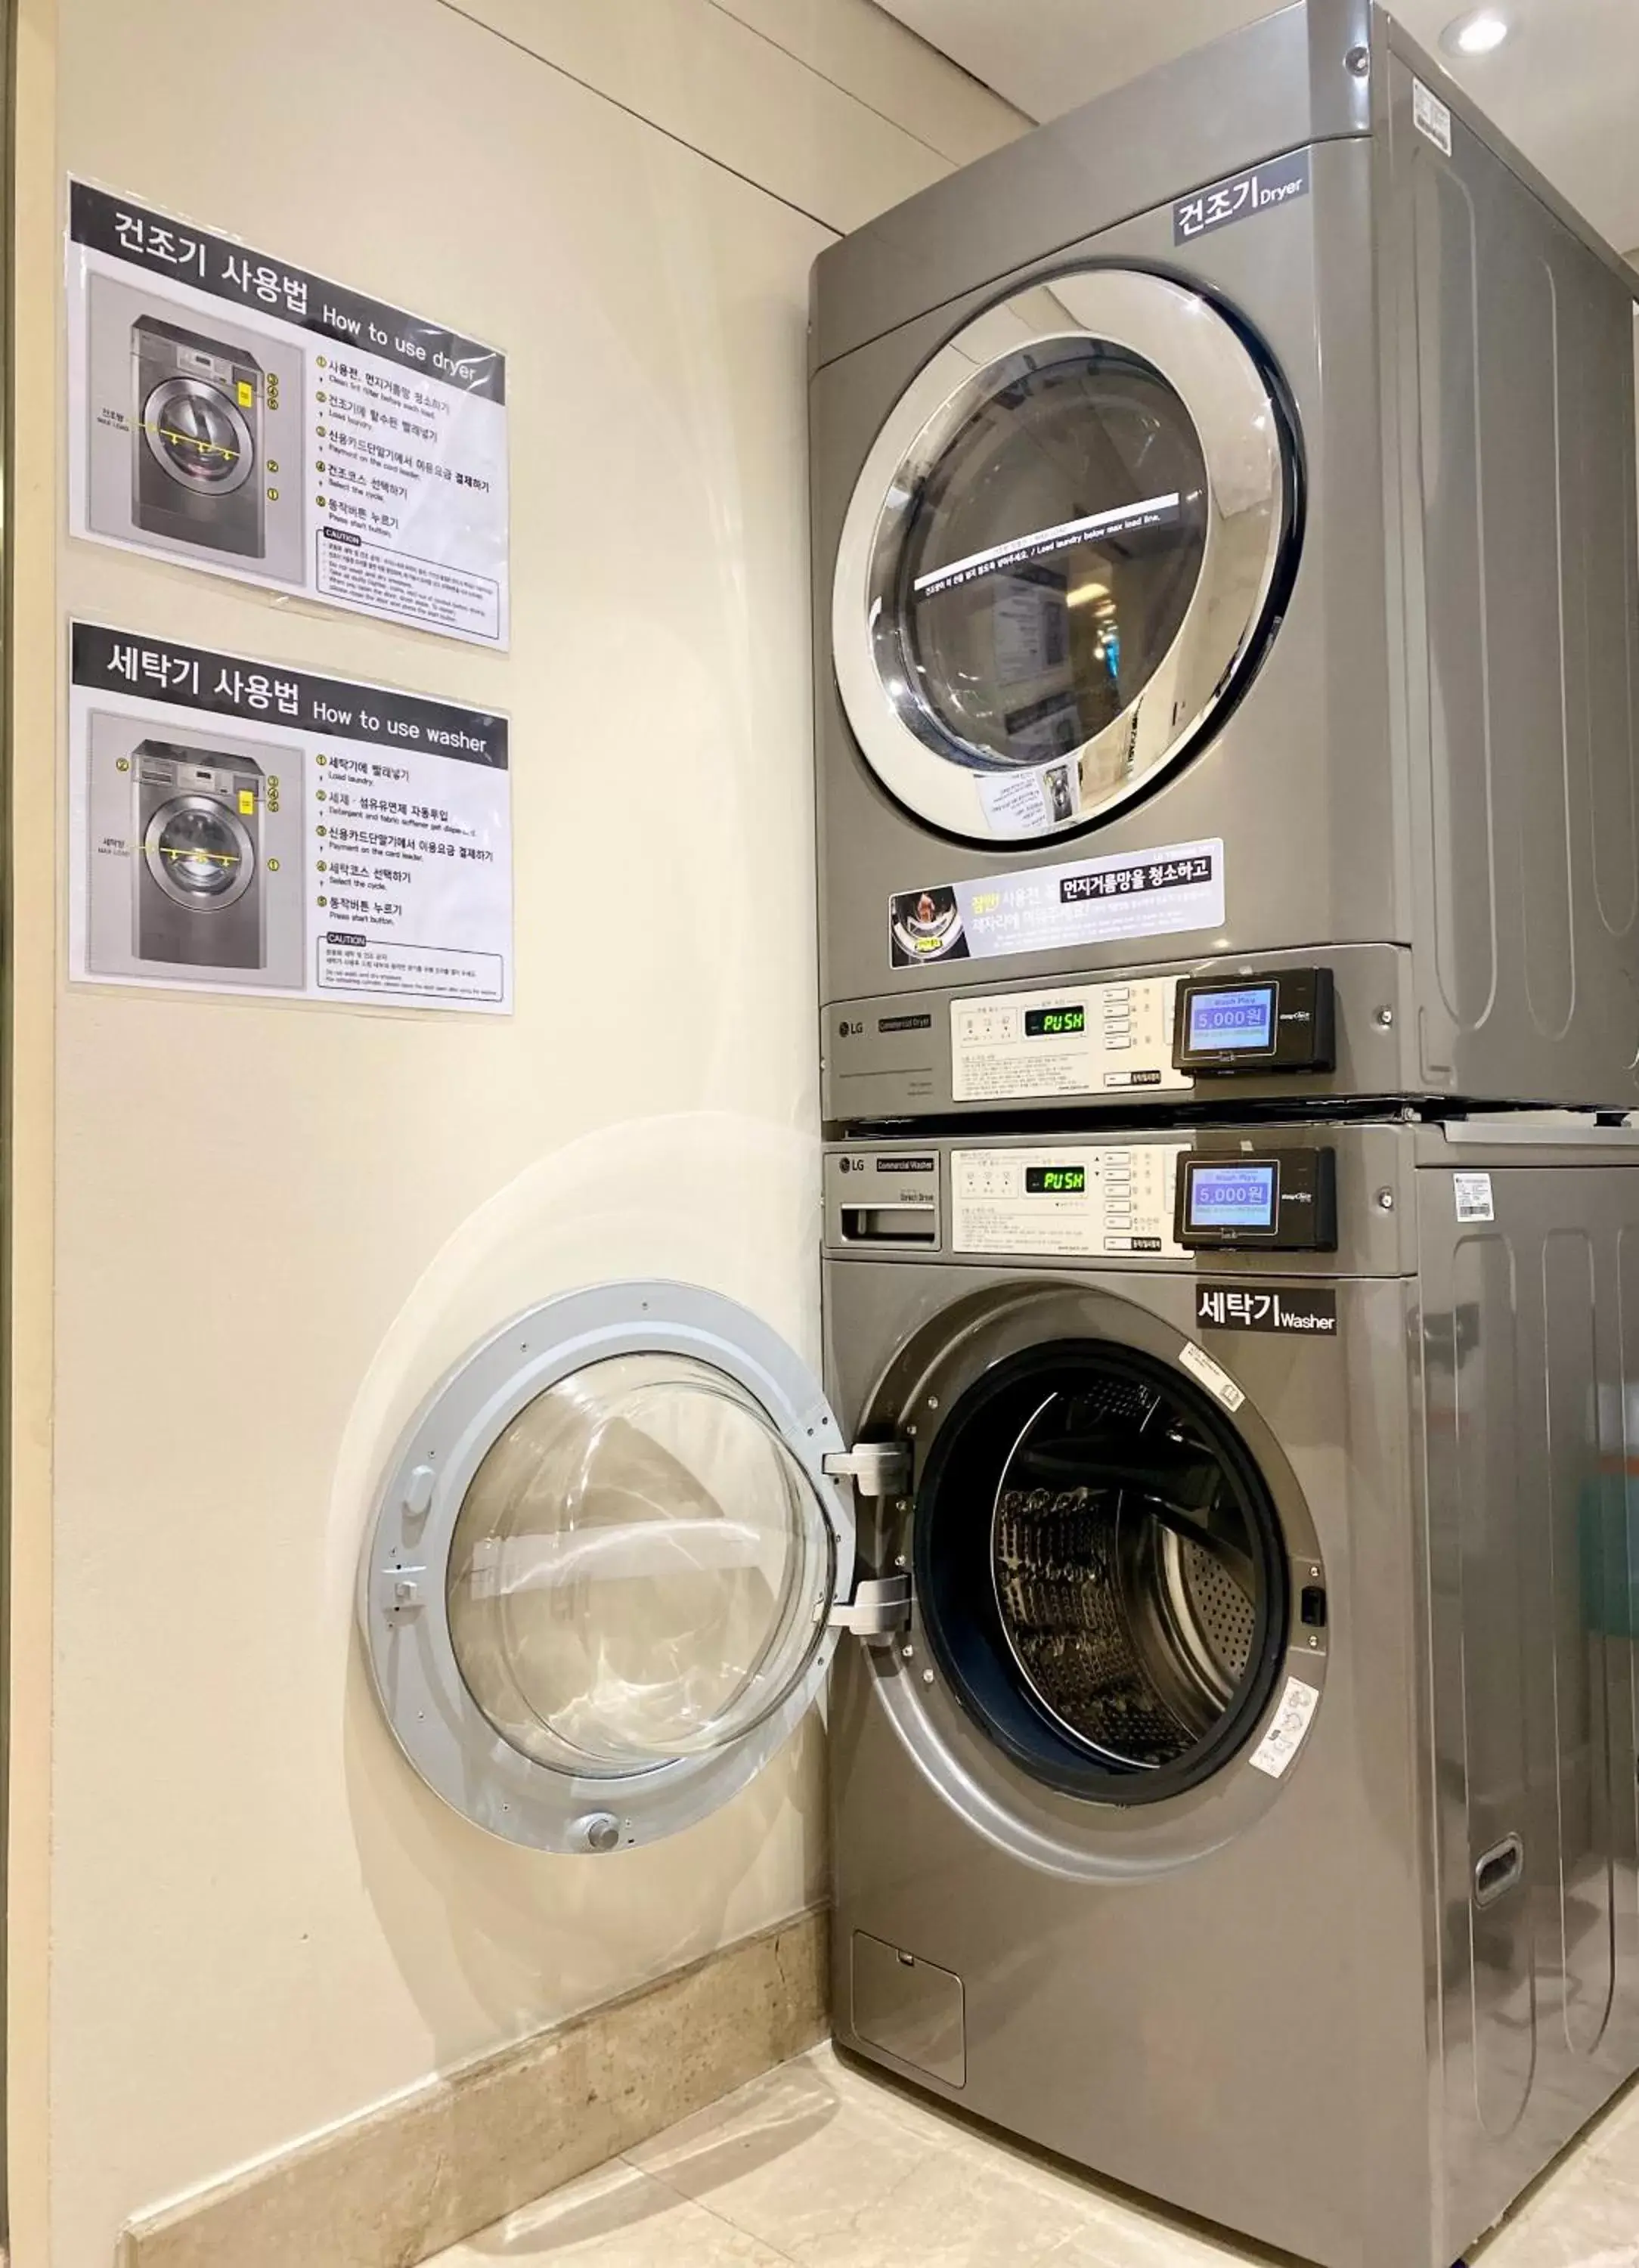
[889,838,1224,968]
[67,180,509,646]
[1249,1677,1321,1780]
[69,621,512,1012]
[1196,1285,1338,1337]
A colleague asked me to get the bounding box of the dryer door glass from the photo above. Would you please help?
[887,344,1208,774]
[142,376,256,494]
[445,1352,835,1773]
[833,269,1293,845]
[916,1342,1287,1803]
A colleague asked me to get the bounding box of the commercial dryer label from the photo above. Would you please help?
[66,180,509,646]
[889,838,1224,969]
[69,621,512,1012]
[1173,148,1311,244]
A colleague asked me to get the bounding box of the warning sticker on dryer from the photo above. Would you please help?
[66,179,509,646]
[68,621,512,1012]
[889,838,1224,968]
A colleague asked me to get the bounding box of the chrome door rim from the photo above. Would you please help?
[141,374,256,495]
[143,792,256,912]
[358,1280,854,1854]
[832,268,1294,847]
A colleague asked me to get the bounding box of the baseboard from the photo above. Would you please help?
[120,1905,829,2268]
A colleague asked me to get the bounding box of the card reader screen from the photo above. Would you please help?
[1187,985,1275,1052]
[1187,1163,1278,1230]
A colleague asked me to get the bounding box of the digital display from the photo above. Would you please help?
[1024,1005,1086,1038]
[1025,1165,1087,1195]
[1187,985,1275,1052]
[1187,1163,1278,1230]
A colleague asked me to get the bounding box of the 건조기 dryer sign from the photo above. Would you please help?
[68,621,512,1012]
[888,838,1224,968]
[65,179,509,646]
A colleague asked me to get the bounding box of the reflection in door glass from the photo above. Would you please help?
[879,344,1209,777]
[447,1354,832,1774]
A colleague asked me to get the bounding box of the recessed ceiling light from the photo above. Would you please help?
[1441,8,1510,55]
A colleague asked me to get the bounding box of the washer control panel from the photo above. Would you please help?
[951,1144,1189,1258]
[1171,967,1335,1077]
[950,978,1189,1105]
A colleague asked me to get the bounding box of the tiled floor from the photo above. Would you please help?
[428,2042,1639,2267]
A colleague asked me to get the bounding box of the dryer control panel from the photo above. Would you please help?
[950,978,1190,1103]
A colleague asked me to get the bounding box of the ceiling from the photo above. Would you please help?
[877,0,1639,254]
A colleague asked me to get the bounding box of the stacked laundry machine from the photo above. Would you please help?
[355,5,1639,2264]
[810,3,1639,2264]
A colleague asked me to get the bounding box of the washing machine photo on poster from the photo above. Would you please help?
[64,179,510,648]
[67,621,513,1012]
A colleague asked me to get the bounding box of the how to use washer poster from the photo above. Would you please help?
[70,622,512,1013]
[66,180,509,646]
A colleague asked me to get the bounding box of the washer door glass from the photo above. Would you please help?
[361,1284,857,1853]
[144,795,256,909]
[916,1340,1287,1802]
[142,376,256,494]
[447,1352,835,1774]
[834,269,1294,845]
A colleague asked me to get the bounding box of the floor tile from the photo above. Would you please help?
[630,2044,1115,2266]
[432,2156,795,2265]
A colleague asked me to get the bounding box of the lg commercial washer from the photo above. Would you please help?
[132,314,265,558]
[359,1117,1639,2268]
[810,0,1639,1120]
[134,738,265,969]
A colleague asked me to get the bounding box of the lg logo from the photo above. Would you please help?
[839,1019,864,1038]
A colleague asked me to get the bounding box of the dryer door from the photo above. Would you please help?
[360,1281,894,1853]
[832,269,1295,847]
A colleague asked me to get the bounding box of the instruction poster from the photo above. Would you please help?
[66,179,509,646]
[70,621,512,1013]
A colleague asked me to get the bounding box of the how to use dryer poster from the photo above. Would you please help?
[66,180,510,647]
[69,622,513,1013]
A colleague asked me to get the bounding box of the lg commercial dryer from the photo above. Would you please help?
[810,0,1639,1120]
[360,1116,1639,2268]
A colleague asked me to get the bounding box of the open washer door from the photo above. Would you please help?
[360,1281,905,1853]
[832,268,1297,847]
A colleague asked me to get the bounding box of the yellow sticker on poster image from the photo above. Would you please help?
[238,789,255,814]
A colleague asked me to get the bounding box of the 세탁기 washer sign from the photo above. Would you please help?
[70,621,512,1012]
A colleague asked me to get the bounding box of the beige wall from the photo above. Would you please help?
[5,5,1024,2262]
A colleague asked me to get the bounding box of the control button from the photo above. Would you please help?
[1105,1036,1132,1051]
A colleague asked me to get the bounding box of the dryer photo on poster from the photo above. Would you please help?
[82,272,307,583]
